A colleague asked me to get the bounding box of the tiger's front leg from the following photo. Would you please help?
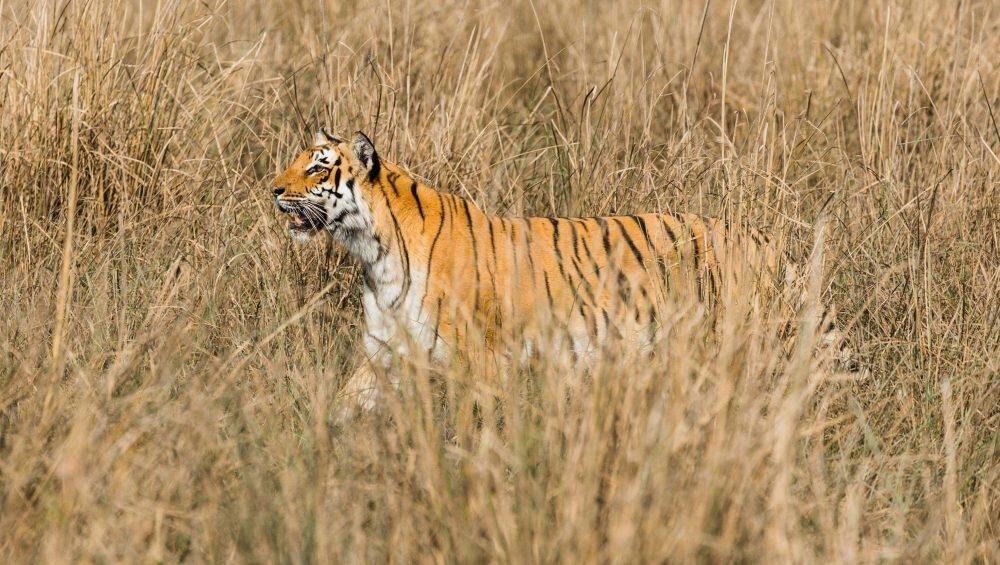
[335,332,402,421]
[336,359,380,421]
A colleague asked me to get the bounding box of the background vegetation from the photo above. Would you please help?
[1,0,997,561]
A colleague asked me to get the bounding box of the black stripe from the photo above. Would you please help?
[331,209,351,224]
[411,180,425,221]
[595,217,630,311]
[577,302,597,337]
[686,217,704,302]
[364,330,392,350]
[421,192,448,314]
[658,215,679,247]
[548,218,569,281]
[548,218,588,312]
[602,308,621,340]
[577,222,601,278]
[488,217,498,267]
[381,188,412,308]
[596,217,612,258]
[657,215,680,291]
[543,271,554,309]
[611,217,645,266]
[618,269,632,308]
[703,220,719,302]
[647,306,658,344]
[485,217,499,319]
[523,219,544,310]
[633,215,670,292]
[386,171,401,197]
[395,226,413,307]
[428,296,444,359]
[569,220,584,265]
[568,221,596,303]
[631,215,652,246]
[462,198,481,313]
[564,226,599,337]
[507,219,522,294]
[523,219,537,283]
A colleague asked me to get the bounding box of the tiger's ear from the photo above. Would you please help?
[313,127,339,146]
[352,131,381,181]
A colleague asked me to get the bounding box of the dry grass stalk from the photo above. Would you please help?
[0,0,997,561]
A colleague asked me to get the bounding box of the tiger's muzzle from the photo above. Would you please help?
[275,197,327,234]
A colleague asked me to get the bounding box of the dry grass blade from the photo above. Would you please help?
[0,0,997,562]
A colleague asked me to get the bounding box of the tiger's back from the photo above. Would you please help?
[416,198,779,358]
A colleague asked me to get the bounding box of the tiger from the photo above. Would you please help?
[270,129,852,414]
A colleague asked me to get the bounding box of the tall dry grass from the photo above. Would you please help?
[1,0,998,561]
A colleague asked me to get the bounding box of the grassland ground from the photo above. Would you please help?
[1,0,997,561]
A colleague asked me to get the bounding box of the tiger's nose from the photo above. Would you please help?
[273,187,285,197]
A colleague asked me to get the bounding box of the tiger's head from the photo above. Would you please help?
[270,129,381,244]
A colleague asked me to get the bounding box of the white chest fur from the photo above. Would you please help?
[359,247,440,368]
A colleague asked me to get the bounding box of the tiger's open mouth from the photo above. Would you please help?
[277,200,327,233]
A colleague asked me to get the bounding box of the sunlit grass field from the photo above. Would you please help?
[1,0,997,561]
